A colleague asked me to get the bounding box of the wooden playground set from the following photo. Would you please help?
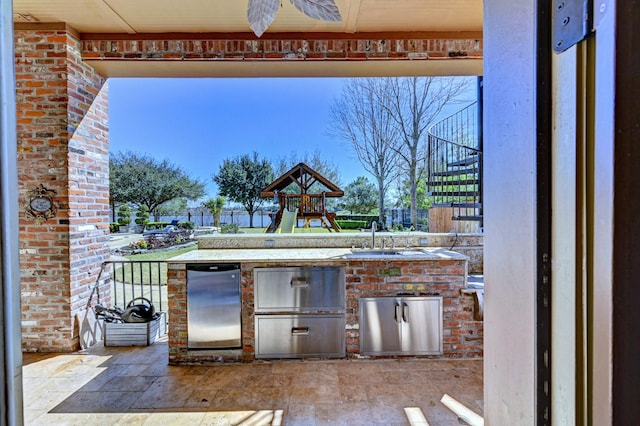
[260,162,344,233]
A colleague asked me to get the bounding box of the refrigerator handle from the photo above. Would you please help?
[394,301,401,323]
[402,301,409,323]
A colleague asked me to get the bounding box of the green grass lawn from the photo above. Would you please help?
[110,229,362,309]
[123,244,197,261]
[113,226,360,285]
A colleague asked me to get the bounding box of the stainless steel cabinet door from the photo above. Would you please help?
[359,297,443,355]
[254,267,345,312]
[359,298,402,354]
[400,298,443,355]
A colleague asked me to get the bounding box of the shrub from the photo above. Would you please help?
[145,222,170,230]
[178,221,195,230]
[336,214,381,228]
[221,223,240,234]
[135,205,150,227]
[129,240,148,249]
[117,205,131,226]
[391,223,406,232]
[335,219,367,230]
[109,222,120,233]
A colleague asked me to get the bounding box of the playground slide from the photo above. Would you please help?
[278,208,298,233]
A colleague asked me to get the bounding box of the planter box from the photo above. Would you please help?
[104,312,166,346]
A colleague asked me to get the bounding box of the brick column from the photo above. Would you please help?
[14,24,110,352]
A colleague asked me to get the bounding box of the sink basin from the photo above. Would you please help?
[343,249,429,258]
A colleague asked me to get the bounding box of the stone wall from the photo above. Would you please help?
[198,232,484,274]
[15,24,110,352]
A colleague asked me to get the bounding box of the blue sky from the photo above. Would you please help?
[108,77,478,202]
[108,77,364,200]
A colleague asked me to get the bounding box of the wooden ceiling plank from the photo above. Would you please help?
[344,0,363,33]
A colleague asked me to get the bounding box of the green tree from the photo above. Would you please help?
[394,174,435,210]
[156,198,188,221]
[213,152,273,228]
[203,196,226,227]
[110,151,206,220]
[342,176,378,214]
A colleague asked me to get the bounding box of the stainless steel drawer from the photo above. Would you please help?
[255,315,345,358]
[254,267,345,312]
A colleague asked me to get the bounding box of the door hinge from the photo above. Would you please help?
[553,0,594,52]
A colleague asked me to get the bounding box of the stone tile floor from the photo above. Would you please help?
[22,337,483,425]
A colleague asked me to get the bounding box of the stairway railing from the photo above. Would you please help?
[426,101,482,222]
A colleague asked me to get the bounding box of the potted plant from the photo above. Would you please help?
[117,205,132,233]
[134,205,150,233]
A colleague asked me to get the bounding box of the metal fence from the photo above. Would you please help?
[105,260,168,315]
[385,208,430,231]
[158,209,274,228]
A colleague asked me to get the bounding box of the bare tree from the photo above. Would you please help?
[380,77,471,227]
[329,78,402,227]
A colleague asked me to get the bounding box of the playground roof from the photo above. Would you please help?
[260,162,344,198]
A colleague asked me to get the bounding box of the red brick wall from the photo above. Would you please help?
[81,35,482,62]
[344,259,483,358]
[167,263,188,356]
[14,26,110,352]
[167,258,482,364]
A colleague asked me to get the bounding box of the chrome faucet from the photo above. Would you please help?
[371,221,377,248]
[406,225,415,248]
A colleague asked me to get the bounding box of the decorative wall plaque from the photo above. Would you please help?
[25,184,57,223]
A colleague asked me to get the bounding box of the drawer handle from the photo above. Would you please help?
[291,327,310,335]
[290,277,310,288]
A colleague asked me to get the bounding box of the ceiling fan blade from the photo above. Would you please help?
[290,0,342,22]
[247,0,281,37]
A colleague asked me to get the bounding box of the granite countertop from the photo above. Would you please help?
[166,247,468,263]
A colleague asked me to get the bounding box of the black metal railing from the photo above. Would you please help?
[427,102,482,221]
[104,260,167,314]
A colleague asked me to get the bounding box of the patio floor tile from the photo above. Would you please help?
[21,339,483,425]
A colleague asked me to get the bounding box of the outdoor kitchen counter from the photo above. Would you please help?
[166,247,469,263]
[166,247,480,364]
[167,248,351,263]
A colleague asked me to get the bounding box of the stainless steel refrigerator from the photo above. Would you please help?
[186,263,241,349]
